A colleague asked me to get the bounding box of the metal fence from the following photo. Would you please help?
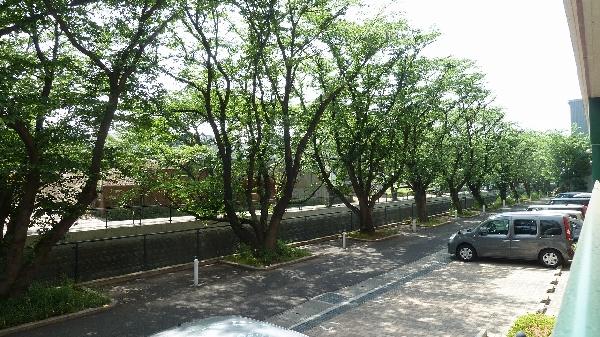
[37,195,496,283]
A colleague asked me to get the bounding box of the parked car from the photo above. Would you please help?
[448,212,575,268]
[555,191,587,198]
[150,316,308,337]
[549,197,590,206]
[526,204,587,218]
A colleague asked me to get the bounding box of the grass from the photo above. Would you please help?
[224,240,311,267]
[418,216,451,227]
[458,209,480,217]
[507,313,555,337]
[0,280,110,329]
[347,227,398,240]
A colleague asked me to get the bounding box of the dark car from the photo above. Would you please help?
[555,191,587,198]
[448,212,575,268]
[549,197,590,206]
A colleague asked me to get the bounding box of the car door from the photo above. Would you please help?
[510,217,539,260]
[474,218,510,257]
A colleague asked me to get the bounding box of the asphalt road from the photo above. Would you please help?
[11,213,493,337]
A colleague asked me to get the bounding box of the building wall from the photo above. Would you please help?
[569,99,589,134]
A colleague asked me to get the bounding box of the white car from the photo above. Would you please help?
[150,316,308,337]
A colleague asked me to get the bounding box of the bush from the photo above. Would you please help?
[0,280,110,329]
[417,216,450,227]
[225,240,310,267]
[506,313,555,337]
[347,228,398,240]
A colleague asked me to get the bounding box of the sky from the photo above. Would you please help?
[366,0,581,131]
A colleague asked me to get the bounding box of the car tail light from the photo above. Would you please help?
[563,216,573,241]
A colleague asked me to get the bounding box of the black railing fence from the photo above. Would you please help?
[38,195,496,283]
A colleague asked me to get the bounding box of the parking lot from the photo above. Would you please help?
[8,208,569,337]
[302,257,561,337]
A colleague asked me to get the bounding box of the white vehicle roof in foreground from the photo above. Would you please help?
[150,316,308,337]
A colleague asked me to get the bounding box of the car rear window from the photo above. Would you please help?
[514,219,537,235]
[540,220,562,236]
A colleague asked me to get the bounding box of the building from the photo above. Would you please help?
[568,98,589,134]
[564,0,600,182]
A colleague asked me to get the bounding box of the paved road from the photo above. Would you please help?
[301,256,557,337]
[11,206,559,337]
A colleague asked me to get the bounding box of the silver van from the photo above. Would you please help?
[448,212,575,268]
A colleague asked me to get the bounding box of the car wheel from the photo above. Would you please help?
[539,249,563,268]
[457,244,477,262]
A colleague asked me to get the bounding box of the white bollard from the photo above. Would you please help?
[342,232,347,249]
[193,257,199,286]
[411,218,417,232]
[454,210,458,219]
[502,199,506,208]
[482,205,486,213]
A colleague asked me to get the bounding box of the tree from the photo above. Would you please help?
[463,107,505,207]
[402,59,466,222]
[154,0,380,251]
[547,130,591,192]
[312,19,436,232]
[0,0,175,298]
[440,69,503,214]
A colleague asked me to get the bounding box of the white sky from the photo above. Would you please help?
[367,0,581,131]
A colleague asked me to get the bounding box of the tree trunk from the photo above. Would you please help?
[449,187,463,214]
[467,182,485,207]
[509,183,519,201]
[357,197,374,233]
[499,184,508,202]
[524,182,531,199]
[413,185,428,223]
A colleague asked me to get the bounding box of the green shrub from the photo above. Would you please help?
[347,228,398,240]
[0,280,110,329]
[506,313,555,337]
[417,216,449,227]
[225,240,310,267]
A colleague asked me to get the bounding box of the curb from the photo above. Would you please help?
[0,299,116,337]
[220,254,319,271]
[347,233,403,242]
[79,257,222,288]
[536,267,564,314]
[288,234,340,248]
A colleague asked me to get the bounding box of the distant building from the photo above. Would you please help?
[568,99,589,135]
